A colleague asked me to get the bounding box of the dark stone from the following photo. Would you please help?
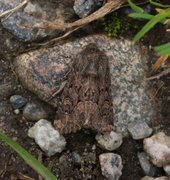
[10,95,27,109]
[138,152,159,177]
[0,0,75,42]
[23,102,48,121]
[71,151,81,165]
[74,0,102,18]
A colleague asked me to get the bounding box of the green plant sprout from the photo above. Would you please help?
[0,132,57,180]
[128,0,170,55]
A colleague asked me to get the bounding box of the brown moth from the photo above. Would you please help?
[54,43,113,134]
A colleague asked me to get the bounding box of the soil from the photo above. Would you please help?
[0,4,170,180]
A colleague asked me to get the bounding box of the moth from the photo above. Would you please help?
[54,43,113,134]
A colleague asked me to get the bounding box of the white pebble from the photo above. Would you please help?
[96,131,123,151]
[143,132,170,167]
[28,119,66,156]
[14,109,20,115]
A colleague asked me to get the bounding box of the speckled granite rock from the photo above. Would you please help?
[73,0,102,18]
[0,0,74,42]
[15,44,73,107]
[15,35,156,135]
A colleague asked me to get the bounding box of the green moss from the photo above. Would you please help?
[98,12,143,38]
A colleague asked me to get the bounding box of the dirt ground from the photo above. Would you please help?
[0,8,170,180]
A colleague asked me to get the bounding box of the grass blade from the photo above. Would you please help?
[129,13,154,20]
[128,0,144,13]
[149,0,170,8]
[155,42,170,55]
[133,8,170,43]
[0,132,57,180]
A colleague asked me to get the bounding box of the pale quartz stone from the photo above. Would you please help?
[144,132,170,167]
[28,119,66,156]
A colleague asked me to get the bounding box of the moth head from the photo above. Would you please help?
[78,43,107,78]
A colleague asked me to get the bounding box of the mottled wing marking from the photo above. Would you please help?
[54,43,113,134]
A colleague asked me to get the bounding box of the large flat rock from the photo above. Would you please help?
[15,35,156,135]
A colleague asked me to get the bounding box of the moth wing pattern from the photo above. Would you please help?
[54,43,114,134]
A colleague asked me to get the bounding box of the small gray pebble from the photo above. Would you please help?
[71,151,81,165]
[99,153,123,180]
[23,103,48,121]
[10,95,27,109]
[96,131,123,151]
[138,152,158,177]
[128,121,153,140]
[92,144,96,151]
